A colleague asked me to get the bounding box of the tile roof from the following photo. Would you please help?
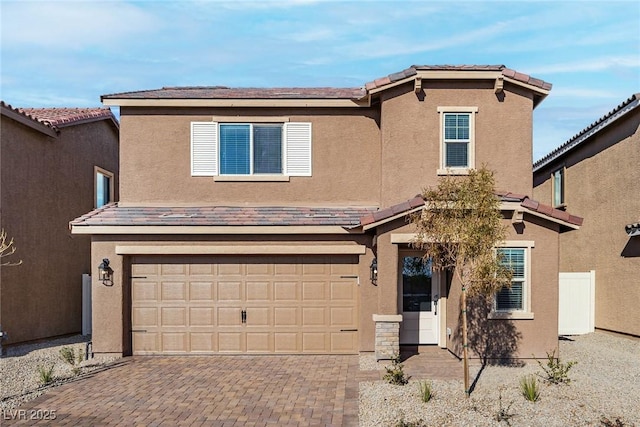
[534,93,640,170]
[16,106,117,128]
[102,87,366,100]
[102,65,550,101]
[70,204,376,228]
[360,192,583,228]
[1,100,59,133]
[364,65,552,92]
[626,221,640,237]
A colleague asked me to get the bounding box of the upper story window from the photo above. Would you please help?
[552,167,565,208]
[95,167,114,208]
[191,121,311,179]
[437,107,478,175]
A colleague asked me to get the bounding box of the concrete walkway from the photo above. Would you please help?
[4,355,359,427]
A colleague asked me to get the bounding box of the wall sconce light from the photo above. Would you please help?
[98,258,114,286]
[370,258,378,285]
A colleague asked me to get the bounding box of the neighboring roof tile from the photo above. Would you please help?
[534,93,640,170]
[16,107,117,128]
[102,87,366,100]
[70,204,376,228]
[364,65,552,92]
[1,100,59,133]
[360,192,583,228]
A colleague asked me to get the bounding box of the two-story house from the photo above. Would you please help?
[70,65,580,361]
[1,102,119,345]
[534,94,639,338]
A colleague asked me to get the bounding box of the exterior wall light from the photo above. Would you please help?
[98,258,114,286]
[370,258,378,285]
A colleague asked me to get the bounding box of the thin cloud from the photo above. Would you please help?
[550,88,618,99]
[527,56,640,74]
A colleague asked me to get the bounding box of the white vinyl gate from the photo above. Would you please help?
[558,271,595,335]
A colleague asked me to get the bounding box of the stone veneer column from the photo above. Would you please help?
[372,314,402,360]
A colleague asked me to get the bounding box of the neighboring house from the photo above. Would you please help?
[533,94,640,338]
[70,65,580,361]
[0,102,119,345]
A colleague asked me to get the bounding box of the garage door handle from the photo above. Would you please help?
[241,309,247,324]
[340,329,358,332]
[131,329,147,333]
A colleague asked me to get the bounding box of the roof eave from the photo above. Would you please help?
[0,104,59,137]
[102,98,370,108]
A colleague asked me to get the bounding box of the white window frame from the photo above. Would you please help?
[490,241,534,320]
[191,121,312,180]
[437,106,478,175]
[552,167,565,208]
[94,166,114,209]
[218,123,283,176]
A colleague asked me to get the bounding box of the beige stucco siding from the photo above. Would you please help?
[118,107,381,206]
[1,119,119,344]
[533,109,640,337]
[379,81,534,206]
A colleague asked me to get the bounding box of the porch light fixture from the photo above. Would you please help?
[370,258,378,285]
[98,258,114,286]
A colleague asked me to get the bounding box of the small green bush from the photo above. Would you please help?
[383,354,409,386]
[537,349,577,384]
[418,380,434,402]
[37,365,55,385]
[394,417,427,427]
[519,374,540,402]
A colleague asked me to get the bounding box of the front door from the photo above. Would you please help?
[400,255,439,345]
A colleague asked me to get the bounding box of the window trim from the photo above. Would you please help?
[94,166,114,209]
[437,106,478,175]
[490,241,534,320]
[552,167,566,208]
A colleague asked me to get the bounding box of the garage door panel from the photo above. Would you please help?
[218,281,242,301]
[219,332,243,352]
[161,332,187,352]
[190,307,215,326]
[132,307,158,328]
[246,281,270,301]
[161,282,187,301]
[189,282,214,301]
[190,332,216,352]
[131,255,358,355]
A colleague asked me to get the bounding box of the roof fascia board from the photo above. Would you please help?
[1,107,58,137]
[102,98,370,108]
[368,71,505,95]
[362,206,425,231]
[522,210,580,230]
[115,244,366,255]
[502,76,550,97]
[71,225,359,235]
[55,115,120,130]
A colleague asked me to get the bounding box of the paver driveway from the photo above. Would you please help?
[4,355,359,426]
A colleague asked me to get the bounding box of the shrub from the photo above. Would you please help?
[495,390,514,425]
[601,416,627,427]
[418,380,434,402]
[519,374,540,402]
[394,417,427,427]
[383,354,409,386]
[60,346,84,375]
[537,349,577,384]
[37,365,55,385]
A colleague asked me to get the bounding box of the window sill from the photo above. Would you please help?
[489,311,534,320]
[213,175,290,182]
[437,168,472,176]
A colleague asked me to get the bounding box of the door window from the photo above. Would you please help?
[402,257,432,312]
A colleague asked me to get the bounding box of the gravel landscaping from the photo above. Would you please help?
[0,335,116,411]
[359,332,640,426]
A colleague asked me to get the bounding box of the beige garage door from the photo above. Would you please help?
[131,255,359,355]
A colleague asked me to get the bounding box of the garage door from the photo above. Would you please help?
[131,255,359,355]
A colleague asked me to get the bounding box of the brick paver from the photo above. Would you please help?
[3,355,359,426]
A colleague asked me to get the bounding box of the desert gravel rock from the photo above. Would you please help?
[359,332,640,426]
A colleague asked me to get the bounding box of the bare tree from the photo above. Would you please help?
[1,228,23,266]
[411,166,512,396]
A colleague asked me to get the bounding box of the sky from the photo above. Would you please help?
[1,0,639,161]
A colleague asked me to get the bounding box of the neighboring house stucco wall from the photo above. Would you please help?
[0,117,119,344]
[533,106,640,337]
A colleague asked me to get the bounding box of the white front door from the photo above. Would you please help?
[400,256,439,345]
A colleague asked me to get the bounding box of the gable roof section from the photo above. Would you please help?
[360,191,582,231]
[70,203,376,234]
[1,101,59,137]
[17,106,119,129]
[101,64,551,108]
[534,93,640,171]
